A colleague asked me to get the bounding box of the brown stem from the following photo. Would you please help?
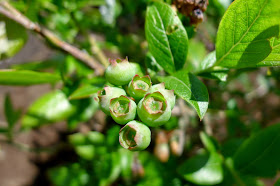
[0,1,105,75]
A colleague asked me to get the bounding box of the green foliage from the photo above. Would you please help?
[1,0,280,185]
[258,37,280,66]
[178,132,223,185]
[0,70,60,85]
[158,70,209,119]
[69,85,102,100]
[4,94,21,128]
[0,17,27,60]
[215,0,280,68]
[234,123,280,177]
[21,90,75,129]
[145,1,188,74]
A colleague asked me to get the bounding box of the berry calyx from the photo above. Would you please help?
[109,95,137,124]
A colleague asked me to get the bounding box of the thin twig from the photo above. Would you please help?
[89,34,109,67]
[0,1,105,75]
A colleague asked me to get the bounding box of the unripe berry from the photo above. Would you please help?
[137,92,172,127]
[105,58,142,86]
[98,86,126,115]
[148,83,176,109]
[119,120,151,151]
[128,75,152,102]
[109,95,137,125]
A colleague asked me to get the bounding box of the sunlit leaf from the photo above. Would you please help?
[215,0,280,68]
[158,70,209,119]
[145,1,188,74]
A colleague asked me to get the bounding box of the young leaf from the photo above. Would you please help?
[158,70,209,119]
[145,1,188,74]
[257,37,280,67]
[215,0,280,68]
[178,151,223,185]
[69,85,102,100]
[4,94,21,128]
[21,90,75,129]
[234,123,280,177]
[0,70,60,85]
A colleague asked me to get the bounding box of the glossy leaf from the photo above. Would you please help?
[21,90,75,129]
[0,70,60,85]
[234,123,280,177]
[158,70,209,119]
[178,151,223,185]
[4,94,21,128]
[215,0,280,68]
[145,1,188,74]
[257,37,280,66]
[69,85,102,100]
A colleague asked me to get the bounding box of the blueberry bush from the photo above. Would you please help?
[0,0,280,185]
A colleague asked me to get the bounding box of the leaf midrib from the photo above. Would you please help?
[216,0,268,66]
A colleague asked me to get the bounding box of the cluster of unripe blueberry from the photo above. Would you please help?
[97,58,175,151]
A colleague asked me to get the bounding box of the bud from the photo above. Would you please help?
[128,75,152,101]
[105,58,142,86]
[98,86,126,115]
[148,83,176,109]
[109,96,137,125]
[137,92,172,127]
[119,120,151,151]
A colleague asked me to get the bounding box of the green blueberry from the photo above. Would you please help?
[137,92,172,127]
[119,120,151,151]
[105,58,142,86]
[98,86,126,115]
[128,75,152,102]
[109,95,137,125]
[148,83,176,109]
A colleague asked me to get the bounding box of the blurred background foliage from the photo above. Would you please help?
[0,0,280,186]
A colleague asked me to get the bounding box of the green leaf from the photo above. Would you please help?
[257,37,280,66]
[158,70,209,119]
[4,94,21,128]
[0,17,27,60]
[48,163,89,186]
[234,123,280,177]
[215,0,280,68]
[145,1,188,74]
[0,70,60,85]
[185,39,207,73]
[69,85,102,100]
[200,132,218,153]
[75,145,95,160]
[67,97,99,130]
[197,51,228,81]
[21,90,75,129]
[178,150,223,185]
